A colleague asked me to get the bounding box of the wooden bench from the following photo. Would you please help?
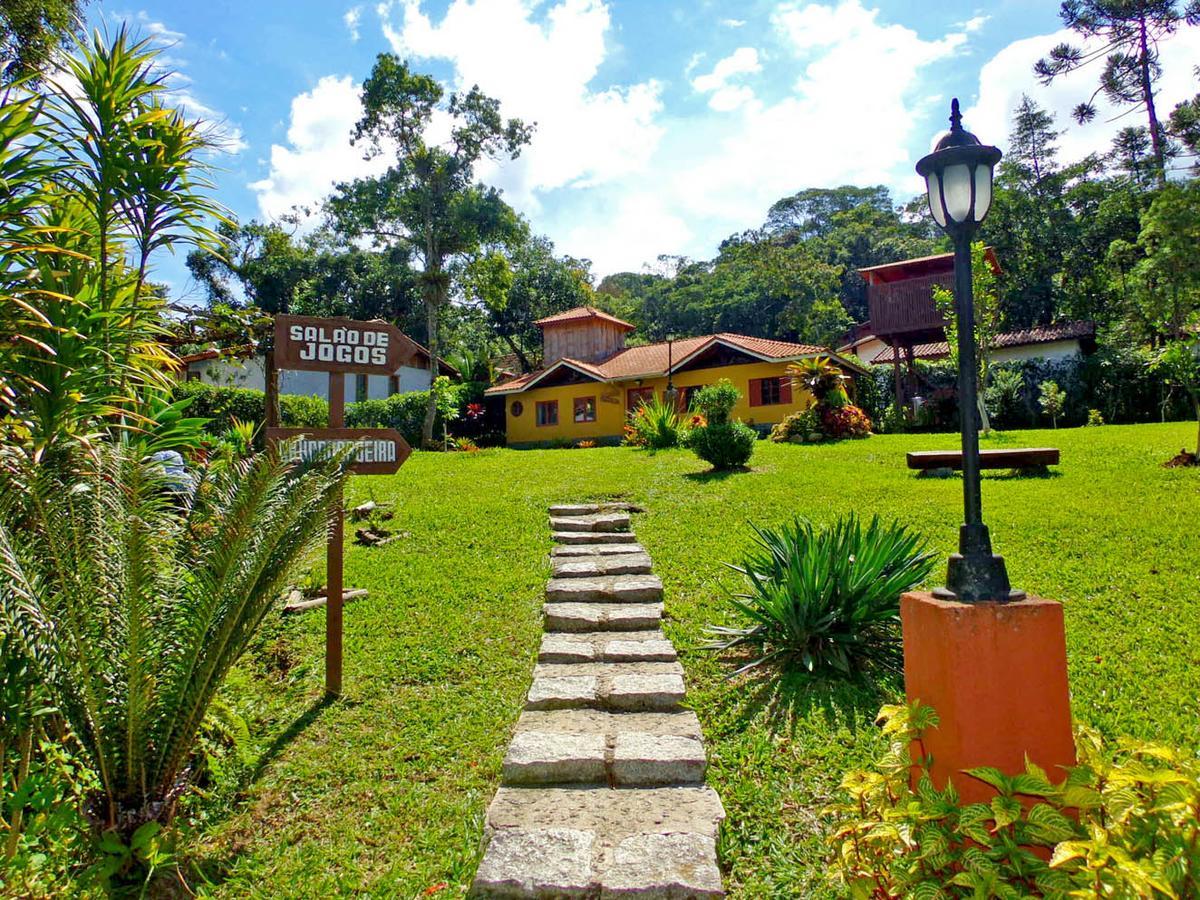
[907,448,1060,475]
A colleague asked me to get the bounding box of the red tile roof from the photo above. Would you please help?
[869,321,1095,364]
[534,306,636,331]
[484,333,855,395]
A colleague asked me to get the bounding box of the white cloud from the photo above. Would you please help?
[252,0,979,275]
[691,46,762,110]
[344,5,363,41]
[175,91,249,153]
[720,18,745,28]
[966,26,1200,168]
[249,75,388,221]
[956,14,989,34]
[377,0,664,209]
[111,10,248,156]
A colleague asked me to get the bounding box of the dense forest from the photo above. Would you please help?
[178,1,1200,439]
[188,92,1200,371]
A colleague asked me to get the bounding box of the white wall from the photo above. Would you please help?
[187,354,434,402]
[992,340,1082,365]
[852,337,888,365]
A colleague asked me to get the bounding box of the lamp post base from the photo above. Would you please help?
[933,523,1026,604]
[901,591,1075,805]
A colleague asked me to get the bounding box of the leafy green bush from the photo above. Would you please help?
[985,367,1025,428]
[769,407,821,442]
[622,395,683,449]
[687,420,757,469]
[0,644,96,896]
[1087,408,1106,427]
[684,379,756,469]
[346,378,464,448]
[877,402,907,434]
[707,515,934,676]
[171,381,327,437]
[829,702,1200,898]
[0,442,347,856]
[693,379,740,424]
[1040,380,1066,428]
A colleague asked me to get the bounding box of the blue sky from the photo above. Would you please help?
[88,1,1200,300]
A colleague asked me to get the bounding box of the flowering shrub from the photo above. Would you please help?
[769,407,820,442]
[820,404,871,439]
[577,439,597,449]
[829,702,1200,898]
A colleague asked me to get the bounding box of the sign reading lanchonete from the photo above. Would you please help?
[274,314,422,376]
[267,427,412,475]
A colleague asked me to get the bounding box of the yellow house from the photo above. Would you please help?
[485,307,866,447]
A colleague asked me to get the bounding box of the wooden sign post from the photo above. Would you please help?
[270,315,420,697]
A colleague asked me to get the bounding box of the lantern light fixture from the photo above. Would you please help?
[917,98,1021,604]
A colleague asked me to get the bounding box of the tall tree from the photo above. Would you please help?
[0,0,88,83]
[1035,0,1200,186]
[1133,180,1200,340]
[983,97,1075,326]
[764,185,893,240]
[328,55,531,444]
[463,232,595,372]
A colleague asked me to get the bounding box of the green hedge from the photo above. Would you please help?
[172,381,498,449]
[859,348,1190,431]
[171,381,327,436]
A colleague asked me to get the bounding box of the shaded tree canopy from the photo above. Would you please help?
[0,0,88,83]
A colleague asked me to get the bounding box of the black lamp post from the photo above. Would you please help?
[917,98,1024,604]
[665,333,678,405]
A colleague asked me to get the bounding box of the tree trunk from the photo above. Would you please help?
[422,288,441,447]
[502,334,532,373]
[1138,16,1167,187]
[1193,395,1200,457]
[264,350,280,429]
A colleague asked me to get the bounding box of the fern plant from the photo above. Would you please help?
[0,442,347,840]
[707,515,935,677]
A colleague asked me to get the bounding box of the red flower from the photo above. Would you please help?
[466,402,484,420]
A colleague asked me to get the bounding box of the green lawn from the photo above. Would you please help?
[181,422,1200,898]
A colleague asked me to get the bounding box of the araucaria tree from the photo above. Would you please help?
[329,55,532,445]
[1035,0,1200,186]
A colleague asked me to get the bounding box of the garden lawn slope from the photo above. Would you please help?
[185,423,1200,898]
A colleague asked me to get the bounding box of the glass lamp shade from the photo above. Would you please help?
[972,163,993,221]
[925,173,946,228]
[942,163,973,223]
[916,99,1002,234]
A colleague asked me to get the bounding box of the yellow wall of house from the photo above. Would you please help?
[502,360,824,445]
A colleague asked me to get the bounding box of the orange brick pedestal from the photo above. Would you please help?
[901,591,1075,805]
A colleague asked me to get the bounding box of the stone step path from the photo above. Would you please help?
[470,504,725,899]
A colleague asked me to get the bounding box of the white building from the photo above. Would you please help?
[181,343,457,404]
[853,321,1097,367]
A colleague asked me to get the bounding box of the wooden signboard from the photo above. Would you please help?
[267,427,412,475]
[274,314,422,375]
[269,315,422,699]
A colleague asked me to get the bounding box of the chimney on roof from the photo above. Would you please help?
[538,306,634,366]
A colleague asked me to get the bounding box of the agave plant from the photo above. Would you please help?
[626,394,682,449]
[0,442,347,838]
[707,514,935,677]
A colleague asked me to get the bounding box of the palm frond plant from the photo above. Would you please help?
[787,356,848,407]
[706,514,935,678]
[1,29,225,456]
[0,441,348,840]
